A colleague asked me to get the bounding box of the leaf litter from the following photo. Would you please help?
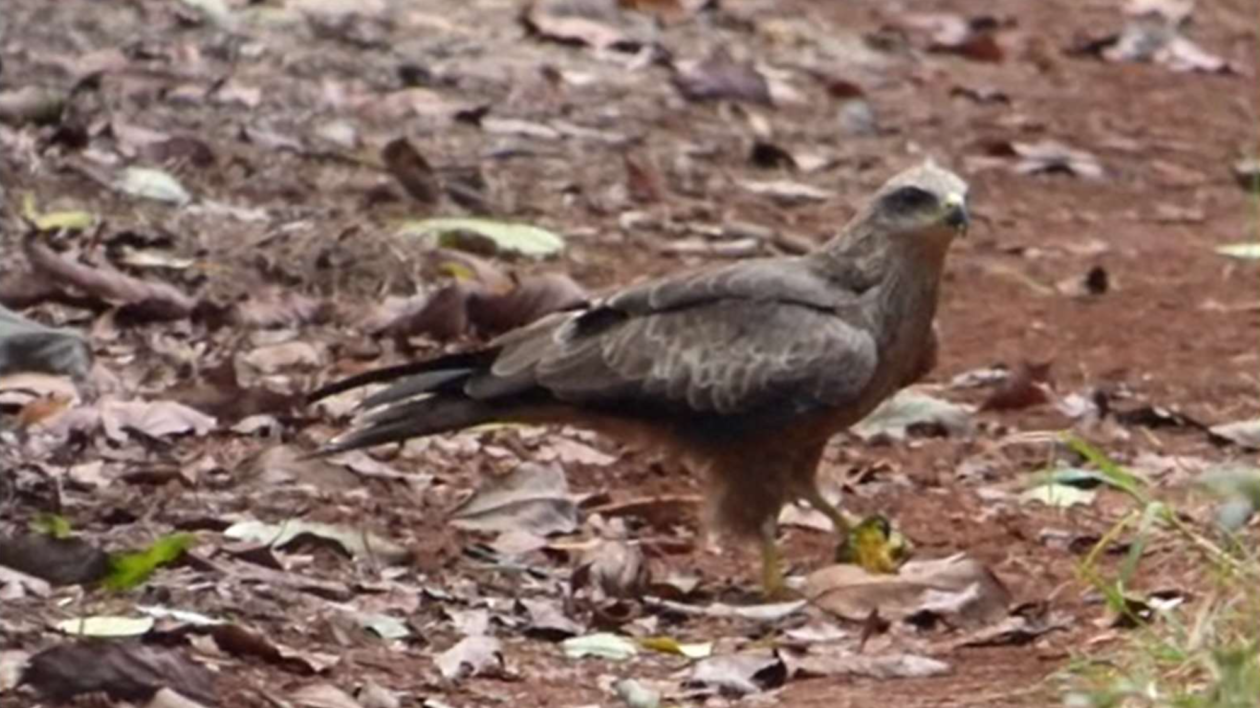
[0,0,1252,704]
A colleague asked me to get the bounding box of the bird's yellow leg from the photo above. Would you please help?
[801,486,851,545]
[759,519,788,599]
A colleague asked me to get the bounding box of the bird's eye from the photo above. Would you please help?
[882,186,938,212]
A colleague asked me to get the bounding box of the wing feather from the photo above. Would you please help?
[443,256,883,418]
[532,299,877,415]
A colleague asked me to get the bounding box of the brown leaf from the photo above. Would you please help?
[378,283,471,341]
[523,1,636,52]
[806,555,1011,628]
[24,642,217,705]
[584,494,701,531]
[624,152,666,204]
[748,141,797,170]
[0,86,67,126]
[381,137,442,205]
[98,398,218,442]
[673,46,773,106]
[979,361,1053,412]
[467,273,587,336]
[166,362,294,423]
[575,540,650,599]
[17,394,74,428]
[233,289,331,329]
[24,238,196,321]
[210,624,339,675]
[906,14,1005,63]
[982,139,1105,179]
[0,535,111,587]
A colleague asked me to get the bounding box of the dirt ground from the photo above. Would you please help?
[1,0,1258,706]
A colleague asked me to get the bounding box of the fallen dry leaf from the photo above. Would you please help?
[24,238,197,322]
[466,273,588,336]
[785,647,952,680]
[0,304,93,381]
[984,139,1106,179]
[436,635,504,681]
[979,361,1053,412]
[381,137,442,206]
[23,641,218,705]
[0,534,111,587]
[523,0,650,52]
[99,399,217,441]
[450,463,579,536]
[806,554,1011,627]
[673,45,773,106]
[686,652,786,696]
[574,539,649,599]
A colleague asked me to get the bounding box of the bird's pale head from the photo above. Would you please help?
[866,160,970,247]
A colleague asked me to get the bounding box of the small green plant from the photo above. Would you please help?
[102,532,197,591]
[1060,435,1260,708]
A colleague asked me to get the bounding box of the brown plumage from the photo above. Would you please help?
[309,161,970,595]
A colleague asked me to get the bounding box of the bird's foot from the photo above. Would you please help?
[758,520,803,601]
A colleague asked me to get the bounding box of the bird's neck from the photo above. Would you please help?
[830,224,949,349]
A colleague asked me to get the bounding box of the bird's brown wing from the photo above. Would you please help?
[316,257,880,453]
[537,298,877,415]
[473,257,880,415]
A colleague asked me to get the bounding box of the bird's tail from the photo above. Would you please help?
[306,350,517,455]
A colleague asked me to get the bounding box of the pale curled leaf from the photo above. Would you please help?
[289,682,363,708]
[1209,418,1260,448]
[561,632,639,661]
[852,389,973,442]
[450,463,578,536]
[738,179,835,204]
[686,653,786,696]
[1021,483,1097,508]
[614,678,661,708]
[399,218,565,258]
[1215,243,1260,260]
[100,399,217,441]
[436,636,503,680]
[223,520,409,564]
[0,651,30,693]
[785,647,951,680]
[137,606,224,627]
[115,167,192,205]
[806,554,1010,626]
[519,598,582,641]
[55,616,156,637]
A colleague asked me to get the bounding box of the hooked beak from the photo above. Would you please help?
[943,193,969,235]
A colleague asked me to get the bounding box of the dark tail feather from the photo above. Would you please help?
[305,350,493,404]
[308,349,519,456]
[319,396,507,455]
